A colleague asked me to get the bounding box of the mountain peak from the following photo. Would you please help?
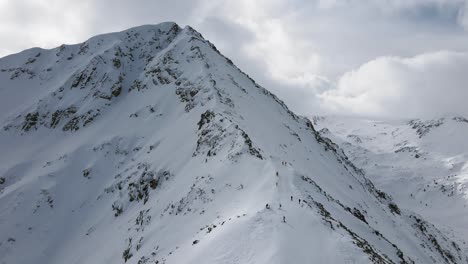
[0,24,467,264]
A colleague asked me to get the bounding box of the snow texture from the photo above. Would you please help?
[0,22,466,264]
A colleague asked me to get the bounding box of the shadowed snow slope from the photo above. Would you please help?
[0,22,467,264]
[314,115,468,252]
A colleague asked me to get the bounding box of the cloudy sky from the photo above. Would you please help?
[1,0,468,118]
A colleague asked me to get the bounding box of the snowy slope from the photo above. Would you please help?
[0,22,467,264]
[313,115,468,253]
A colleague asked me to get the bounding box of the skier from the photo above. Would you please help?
[283,216,286,223]
[290,196,293,201]
[266,203,270,209]
[298,199,301,204]
[279,203,282,209]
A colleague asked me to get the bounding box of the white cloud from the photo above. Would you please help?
[458,1,468,30]
[0,0,93,56]
[1,0,468,118]
[320,51,468,118]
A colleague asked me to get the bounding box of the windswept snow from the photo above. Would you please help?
[0,22,467,264]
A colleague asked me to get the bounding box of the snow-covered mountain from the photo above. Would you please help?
[313,115,468,253]
[0,22,466,264]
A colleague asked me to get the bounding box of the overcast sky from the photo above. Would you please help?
[1,0,468,118]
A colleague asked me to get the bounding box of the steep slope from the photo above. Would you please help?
[313,116,468,252]
[0,22,466,264]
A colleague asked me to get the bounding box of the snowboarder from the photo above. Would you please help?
[283,216,286,223]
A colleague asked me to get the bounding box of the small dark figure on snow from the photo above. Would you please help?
[298,199,301,204]
[290,196,293,201]
[266,203,270,209]
[283,216,286,223]
[279,203,282,209]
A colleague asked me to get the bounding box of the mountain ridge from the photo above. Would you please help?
[313,115,468,250]
[0,22,466,264]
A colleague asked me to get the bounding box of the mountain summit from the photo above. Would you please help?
[0,22,466,264]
